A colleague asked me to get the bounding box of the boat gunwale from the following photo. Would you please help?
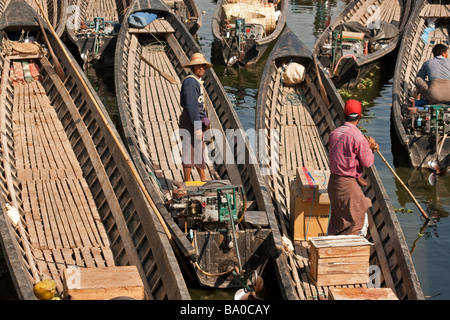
[0,0,190,300]
[256,26,424,300]
[312,0,413,68]
[113,0,297,297]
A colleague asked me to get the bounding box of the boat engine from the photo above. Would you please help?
[224,18,264,66]
[168,180,243,231]
[405,104,450,139]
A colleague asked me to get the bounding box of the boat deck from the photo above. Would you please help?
[420,3,450,17]
[83,0,120,22]
[344,0,402,26]
[127,29,217,183]
[263,80,329,230]
[11,77,115,292]
[262,63,373,299]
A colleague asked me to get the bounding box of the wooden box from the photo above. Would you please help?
[290,170,330,240]
[308,235,373,287]
[63,266,144,300]
[328,287,398,300]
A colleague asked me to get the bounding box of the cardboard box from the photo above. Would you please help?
[308,235,373,287]
[63,265,144,300]
[291,197,330,240]
[290,169,331,240]
[295,167,330,203]
[328,287,398,300]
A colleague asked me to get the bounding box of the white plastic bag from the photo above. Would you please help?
[282,62,306,86]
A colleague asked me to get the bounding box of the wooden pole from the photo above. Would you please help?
[313,54,330,106]
[35,14,65,81]
[376,150,429,220]
[140,54,178,84]
[33,0,191,260]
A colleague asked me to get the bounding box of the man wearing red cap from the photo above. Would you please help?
[327,99,379,236]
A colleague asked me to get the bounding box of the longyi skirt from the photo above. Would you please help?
[327,174,372,235]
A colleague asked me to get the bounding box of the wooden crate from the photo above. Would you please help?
[328,287,398,300]
[308,235,373,287]
[63,266,144,300]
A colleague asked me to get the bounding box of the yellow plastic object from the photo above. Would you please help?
[33,279,57,300]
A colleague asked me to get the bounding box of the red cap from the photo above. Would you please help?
[344,99,362,116]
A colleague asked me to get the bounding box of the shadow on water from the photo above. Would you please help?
[0,250,18,299]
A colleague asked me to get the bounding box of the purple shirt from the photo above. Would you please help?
[328,122,374,178]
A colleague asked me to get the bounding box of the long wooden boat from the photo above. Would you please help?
[211,0,287,67]
[255,26,424,300]
[312,0,412,88]
[164,0,202,35]
[65,0,132,65]
[0,0,190,300]
[392,0,450,170]
[65,0,200,66]
[0,0,67,37]
[114,0,297,298]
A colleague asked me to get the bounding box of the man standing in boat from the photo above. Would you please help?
[179,53,212,182]
[416,43,450,104]
[327,99,379,236]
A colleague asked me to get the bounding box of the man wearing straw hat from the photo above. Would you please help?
[179,52,213,181]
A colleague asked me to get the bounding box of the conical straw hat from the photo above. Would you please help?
[183,52,212,68]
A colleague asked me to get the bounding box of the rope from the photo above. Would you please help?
[278,59,305,106]
[142,32,166,53]
[194,261,239,277]
[284,91,304,106]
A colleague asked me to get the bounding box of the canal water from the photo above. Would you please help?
[1,0,449,300]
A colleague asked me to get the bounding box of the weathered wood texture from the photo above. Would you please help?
[392,0,450,168]
[0,0,189,300]
[256,27,424,300]
[0,0,67,36]
[211,0,288,66]
[313,0,411,66]
[312,0,412,88]
[114,0,296,298]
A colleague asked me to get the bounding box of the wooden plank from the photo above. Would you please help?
[43,180,70,248]
[328,287,398,300]
[49,179,80,248]
[63,266,144,300]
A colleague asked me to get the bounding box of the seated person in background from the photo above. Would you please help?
[416,43,450,104]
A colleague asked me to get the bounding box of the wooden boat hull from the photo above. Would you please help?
[64,0,133,65]
[0,0,189,300]
[211,0,287,67]
[0,0,67,36]
[163,0,201,35]
[392,0,450,169]
[256,26,424,300]
[114,0,296,297]
[65,0,200,65]
[313,0,412,88]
